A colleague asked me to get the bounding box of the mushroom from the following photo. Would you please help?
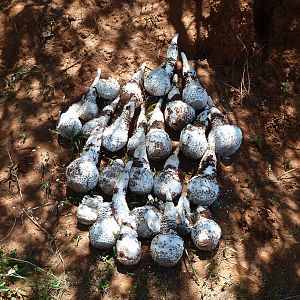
[150,193,184,267]
[129,137,154,195]
[57,68,101,139]
[112,161,142,265]
[98,159,125,195]
[102,100,136,152]
[176,193,192,236]
[127,101,147,153]
[164,74,195,131]
[77,195,104,225]
[210,107,243,158]
[181,52,209,110]
[179,107,211,160]
[146,98,172,161]
[96,76,120,101]
[66,97,120,193]
[144,34,179,96]
[89,201,121,250]
[130,205,161,239]
[191,206,222,250]
[187,134,219,207]
[153,144,182,201]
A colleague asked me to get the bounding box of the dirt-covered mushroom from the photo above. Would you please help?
[181,52,210,110]
[153,145,182,201]
[210,106,243,158]
[164,74,195,131]
[176,193,192,236]
[98,159,125,195]
[150,193,184,267]
[77,195,104,225]
[144,34,179,96]
[187,134,219,207]
[96,76,120,100]
[57,69,101,139]
[66,97,120,193]
[146,98,172,161]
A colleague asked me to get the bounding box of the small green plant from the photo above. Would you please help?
[205,259,220,282]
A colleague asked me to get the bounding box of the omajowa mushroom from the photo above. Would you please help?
[98,159,125,195]
[146,98,172,161]
[181,52,210,110]
[129,138,154,195]
[112,161,141,265]
[187,133,219,207]
[77,195,104,225]
[121,63,146,108]
[176,194,192,236]
[66,97,120,193]
[57,69,101,139]
[144,34,179,96]
[179,107,211,160]
[164,74,195,131]
[89,201,121,250]
[130,205,161,239]
[191,206,222,250]
[153,145,182,201]
[150,193,184,267]
[96,76,120,101]
[209,107,243,158]
[127,102,147,153]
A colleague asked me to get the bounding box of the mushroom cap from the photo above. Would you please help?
[96,77,120,100]
[89,217,120,249]
[214,125,243,157]
[182,84,208,110]
[66,158,99,193]
[57,113,82,139]
[130,206,161,238]
[191,218,221,250]
[153,169,182,201]
[144,68,172,96]
[146,129,172,161]
[129,165,154,195]
[98,159,125,195]
[164,100,195,130]
[77,195,104,225]
[150,233,184,267]
[116,228,141,265]
[187,176,219,206]
[78,101,98,122]
[180,124,208,160]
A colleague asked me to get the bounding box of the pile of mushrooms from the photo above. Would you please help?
[59,34,243,267]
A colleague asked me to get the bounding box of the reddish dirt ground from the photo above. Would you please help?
[0,0,299,299]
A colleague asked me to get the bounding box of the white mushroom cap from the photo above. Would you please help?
[66,158,99,193]
[77,195,104,225]
[96,77,120,100]
[165,100,195,130]
[191,217,221,250]
[98,159,125,195]
[78,100,98,122]
[144,68,172,97]
[130,206,161,238]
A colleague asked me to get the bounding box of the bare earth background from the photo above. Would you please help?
[0,0,299,299]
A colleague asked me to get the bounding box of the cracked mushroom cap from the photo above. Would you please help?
[77,195,104,225]
[191,217,221,250]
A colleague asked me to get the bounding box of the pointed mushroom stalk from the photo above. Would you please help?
[129,138,154,195]
[191,206,222,250]
[181,52,209,110]
[112,161,141,265]
[77,195,104,225]
[127,102,147,153]
[153,144,182,201]
[98,159,125,195]
[89,201,120,249]
[179,108,210,160]
[57,69,101,139]
[102,100,136,152]
[176,194,192,236]
[144,34,179,96]
[150,192,184,267]
[130,205,161,238]
[66,97,120,193]
[164,74,195,130]
[187,134,219,206]
[146,98,172,161]
[121,63,146,108]
[209,107,243,158]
